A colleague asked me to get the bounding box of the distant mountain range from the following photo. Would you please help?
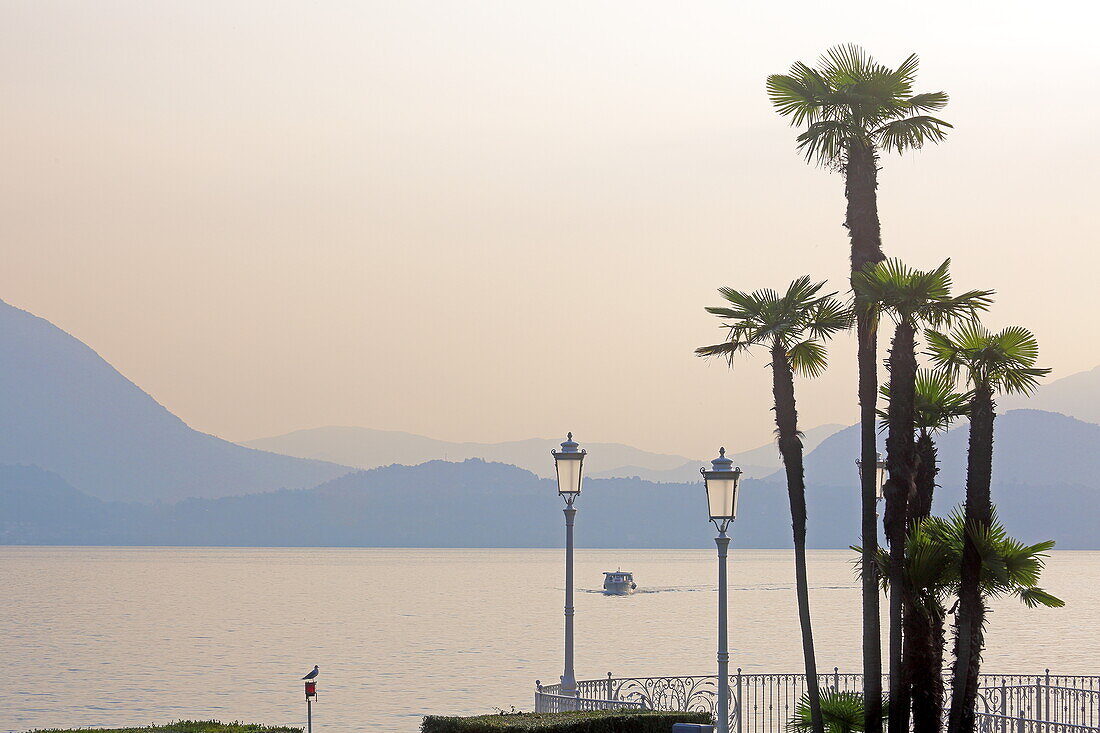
[0,299,351,502]
[1,296,1098,548]
[3,409,1097,549]
[1001,365,1100,425]
[242,423,846,482]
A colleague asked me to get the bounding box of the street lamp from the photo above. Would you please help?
[701,447,742,733]
[856,452,888,501]
[552,432,586,698]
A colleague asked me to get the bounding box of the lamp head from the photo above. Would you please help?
[551,432,586,501]
[701,447,742,531]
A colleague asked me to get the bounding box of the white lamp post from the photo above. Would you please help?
[856,452,888,501]
[552,432,586,698]
[701,447,742,733]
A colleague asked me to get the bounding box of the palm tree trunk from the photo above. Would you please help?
[847,141,886,733]
[771,343,824,733]
[883,321,918,733]
[947,383,995,733]
[907,431,943,731]
[909,595,947,732]
[911,432,938,521]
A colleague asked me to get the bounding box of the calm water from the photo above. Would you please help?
[2,547,1097,732]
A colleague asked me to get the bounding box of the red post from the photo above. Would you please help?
[304,680,316,733]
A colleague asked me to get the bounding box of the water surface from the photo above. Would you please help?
[2,547,1096,732]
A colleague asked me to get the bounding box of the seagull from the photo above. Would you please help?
[302,665,319,680]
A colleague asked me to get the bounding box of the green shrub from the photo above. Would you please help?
[422,709,712,733]
[27,721,301,733]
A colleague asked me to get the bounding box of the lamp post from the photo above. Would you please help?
[856,452,888,503]
[552,432,586,699]
[701,447,743,733]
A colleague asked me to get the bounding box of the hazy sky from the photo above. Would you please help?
[2,1,1097,459]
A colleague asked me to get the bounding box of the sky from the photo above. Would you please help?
[1,1,1098,459]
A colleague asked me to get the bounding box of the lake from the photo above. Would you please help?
[2,547,1097,732]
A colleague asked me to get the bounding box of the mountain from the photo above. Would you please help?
[242,427,700,479]
[789,408,1100,546]
[0,459,812,548]
[241,423,846,482]
[1001,365,1100,424]
[0,299,352,502]
[8,409,1099,548]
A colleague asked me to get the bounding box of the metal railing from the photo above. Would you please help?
[534,670,1100,731]
[535,678,647,713]
[976,713,1100,733]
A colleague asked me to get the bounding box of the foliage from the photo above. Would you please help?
[422,710,712,733]
[767,44,952,167]
[27,722,301,733]
[926,323,1050,395]
[856,510,1065,609]
[877,369,971,435]
[695,275,851,377]
[787,691,888,733]
[852,258,991,330]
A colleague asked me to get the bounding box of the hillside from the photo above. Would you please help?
[4,440,1096,548]
[1001,365,1100,424]
[0,299,352,502]
[241,423,845,482]
[789,408,1100,544]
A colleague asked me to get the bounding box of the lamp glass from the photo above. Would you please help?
[554,454,584,495]
[705,474,740,521]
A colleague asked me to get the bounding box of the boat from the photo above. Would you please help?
[602,570,637,595]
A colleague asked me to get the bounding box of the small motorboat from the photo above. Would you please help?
[602,570,637,595]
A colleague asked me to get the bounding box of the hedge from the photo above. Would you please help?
[27,721,302,733]
[422,709,713,733]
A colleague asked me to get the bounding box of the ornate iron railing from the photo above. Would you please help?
[976,712,1100,733]
[534,678,646,713]
[534,670,1100,731]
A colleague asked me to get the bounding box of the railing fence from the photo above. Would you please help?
[534,670,1100,732]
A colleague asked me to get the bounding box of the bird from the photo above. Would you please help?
[302,665,319,680]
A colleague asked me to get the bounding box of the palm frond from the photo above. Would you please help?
[795,120,862,165]
[1016,587,1066,609]
[874,115,952,153]
[766,64,830,126]
[904,91,950,113]
[788,339,829,378]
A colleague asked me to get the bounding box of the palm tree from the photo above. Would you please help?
[698,276,851,733]
[853,260,991,733]
[768,46,951,733]
[789,690,889,733]
[871,510,1064,733]
[859,509,1063,733]
[907,370,971,521]
[926,324,1051,733]
[879,369,971,730]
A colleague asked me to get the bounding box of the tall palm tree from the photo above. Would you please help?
[697,276,851,733]
[853,260,991,733]
[879,369,972,731]
[926,324,1050,733]
[768,46,951,733]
